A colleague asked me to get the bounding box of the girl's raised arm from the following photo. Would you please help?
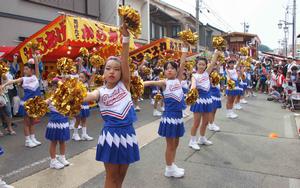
[120,24,130,90]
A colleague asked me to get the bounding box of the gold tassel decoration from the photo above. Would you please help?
[79,47,89,57]
[185,88,199,105]
[24,96,48,119]
[178,29,198,46]
[118,5,142,38]
[52,78,88,117]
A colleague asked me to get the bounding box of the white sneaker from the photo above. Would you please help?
[81,134,94,141]
[208,124,220,132]
[227,111,238,119]
[153,109,162,117]
[240,99,248,104]
[234,104,242,110]
[134,106,141,111]
[164,166,184,178]
[172,163,184,173]
[25,139,37,148]
[198,137,213,145]
[188,140,200,150]
[31,138,41,146]
[57,156,70,166]
[49,159,64,169]
[160,106,165,112]
[0,179,14,188]
[72,133,81,141]
[78,125,82,129]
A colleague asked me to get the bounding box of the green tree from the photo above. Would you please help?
[258,44,272,52]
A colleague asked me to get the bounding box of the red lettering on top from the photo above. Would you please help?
[102,87,127,106]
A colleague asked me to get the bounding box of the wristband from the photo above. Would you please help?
[181,47,188,53]
[122,36,130,43]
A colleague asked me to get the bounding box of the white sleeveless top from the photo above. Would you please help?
[193,72,210,91]
[227,69,238,81]
[163,79,184,102]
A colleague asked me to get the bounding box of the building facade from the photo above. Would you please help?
[0,0,150,47]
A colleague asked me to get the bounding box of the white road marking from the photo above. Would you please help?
[284,115,295,138]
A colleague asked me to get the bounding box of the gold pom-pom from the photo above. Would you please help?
[52,78,87,117]
[178,29,198,46]
[144,53,153,61]
[118,5,142,38]
[57,57,76,75]
[79,47,89,57]
[154,93,163,103]
[240,47,249,56]
[227,79,235,90]
[0,61,9,76]
[212,36,227,50]
[24,96,48,119]
[47,72,58,83]
[142,67,151,76]
[185,88,199,105]
[27,41,40,51]
[210,71,220,86]
[159,72,165,80]
[184,61,195,72]
[89,55,105,68]
[94,74,104,86]
[130,76,144,100]
[217,53,226,64]
[245,56,252,67]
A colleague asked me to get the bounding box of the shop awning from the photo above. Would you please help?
[4,15,136,63]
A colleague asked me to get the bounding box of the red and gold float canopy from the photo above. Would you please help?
[129,38,193,63]
[5,15,135,63]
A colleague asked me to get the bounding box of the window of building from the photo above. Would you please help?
[151,22,155,39]
[172,25,181,38]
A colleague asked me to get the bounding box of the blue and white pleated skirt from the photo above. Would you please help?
[45,120,70,141]
[190,89,213,113]
[80,102,90,118]
[96,125,140,164]
[19,100,27,116]
[0,146,4,156]
[158,111,185,138]
[211,87,222,109]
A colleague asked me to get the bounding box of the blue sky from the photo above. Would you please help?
[162,0,299,49]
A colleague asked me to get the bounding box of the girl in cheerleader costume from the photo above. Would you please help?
[225,59,241,119]
[208,68,222,132]
[72,71,93,141]
[82,25,139,188]
[151,68,164,116]
[233,64,244,110]
[238,65,248,105]
[188,52,221,151]
[45,78,70,169]
[143,45,188,178]
[181,72,190,118]
[1,55,41,148]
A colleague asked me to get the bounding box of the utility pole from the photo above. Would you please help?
[122,0,125,5]
[292,0,296,57]
[196,0,200,52]
[241,22,249,33]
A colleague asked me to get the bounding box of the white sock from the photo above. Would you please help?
[59,155,65,159]
[51,158,56,162]
[191,136,197,142]
[166,165,173,171]
[74,128,78,134]
[200,136,206,141]
[25,136,30,141]
[82,127,87,135]
[30,134,35,140]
